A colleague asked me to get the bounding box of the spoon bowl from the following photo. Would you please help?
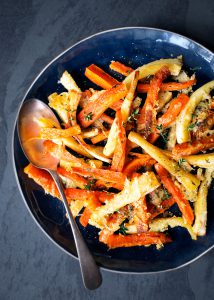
[17,98,102,290]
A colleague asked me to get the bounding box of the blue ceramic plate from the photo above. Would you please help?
[13,27,214,273]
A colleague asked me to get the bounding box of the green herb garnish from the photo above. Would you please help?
[127,108,140,122]
[156,124,163,131]
[162,188,171,200]
[156,125,169,142]
[188,123,195,131]
[160,129,169,143]
[84,179,96,190]
[178,158,186,166]
[118,222,128,235]
[84,112,93,121]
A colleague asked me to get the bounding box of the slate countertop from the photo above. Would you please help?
[1,0,214,299]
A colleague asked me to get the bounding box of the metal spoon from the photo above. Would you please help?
[17,98,102,290]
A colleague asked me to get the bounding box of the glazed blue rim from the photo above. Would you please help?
[12,27,214,274]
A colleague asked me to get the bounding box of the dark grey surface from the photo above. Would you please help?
[1,0,214,299]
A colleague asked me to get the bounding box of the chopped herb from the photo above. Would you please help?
[205,159,210,163]
[190,66,201,71]
[127,108,140,122]
[84,179,96,190]
[156,124,169,142]
[160,129,169,143]
[178,158,186,166]
[118,222,128,235]
[188,123,195,131]
[84,112,93,121]
[162,188,171,200]
[156,124,163,131]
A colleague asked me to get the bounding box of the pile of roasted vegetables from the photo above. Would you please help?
[25,56,214,249]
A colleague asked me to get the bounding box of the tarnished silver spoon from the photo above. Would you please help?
[17,98,102,290]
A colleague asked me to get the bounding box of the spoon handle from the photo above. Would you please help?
[49,170,102,290]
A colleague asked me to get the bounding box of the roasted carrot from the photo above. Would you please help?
[95,179,124,191]
[95,191,115,203]
[79,207,92,227]
[123,156,156,177]
[67,166,126,184]
[148,197,176,219]
[99,113,114,124]
[91,131,110,144]
[65,188,101,204]
[25,164,111,204]
[24,163,60,198]
[137,79,196,93]
[57,167,88,189]
[109,61,134,76]
[111,110,127,172]
[137,66,170,137]
[78,83,127,128]
[173,135,214,156]
[99,230,172,249]
[158,94,189,128]
[110,99,123,111]
[43,140,88,168]
[149,94,190,143]
[154,163,194,225]
[79,197,102,227]
[85,64,119,89]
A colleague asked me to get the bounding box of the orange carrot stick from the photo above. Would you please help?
[24,163,60,198]
[99,230,172,249]
[57,167,88,189]
[137,66,170,137]
[158,94,189,127]
[149,94,189,143]
[79,197,102,227]
[95,179,124,191]
[154,163,194,225]
[109,61,134,76]
[85,64,119,89]
[99,113,114,124]
[123,156,156,177]
[43,140,88,168]
[25,163,113,204]
[91,131,110,144]
[173,135,214,156]
[148,197,176,219]
[95,191,115,203]
[65,188,100,204]
[79,207,92,227]
[67,166,126,184]
[110,99,123,111]
[111,110,126,172]
[137,79,196,93]
[78,83,127,128]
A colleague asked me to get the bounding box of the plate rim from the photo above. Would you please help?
[12,26,214,274]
